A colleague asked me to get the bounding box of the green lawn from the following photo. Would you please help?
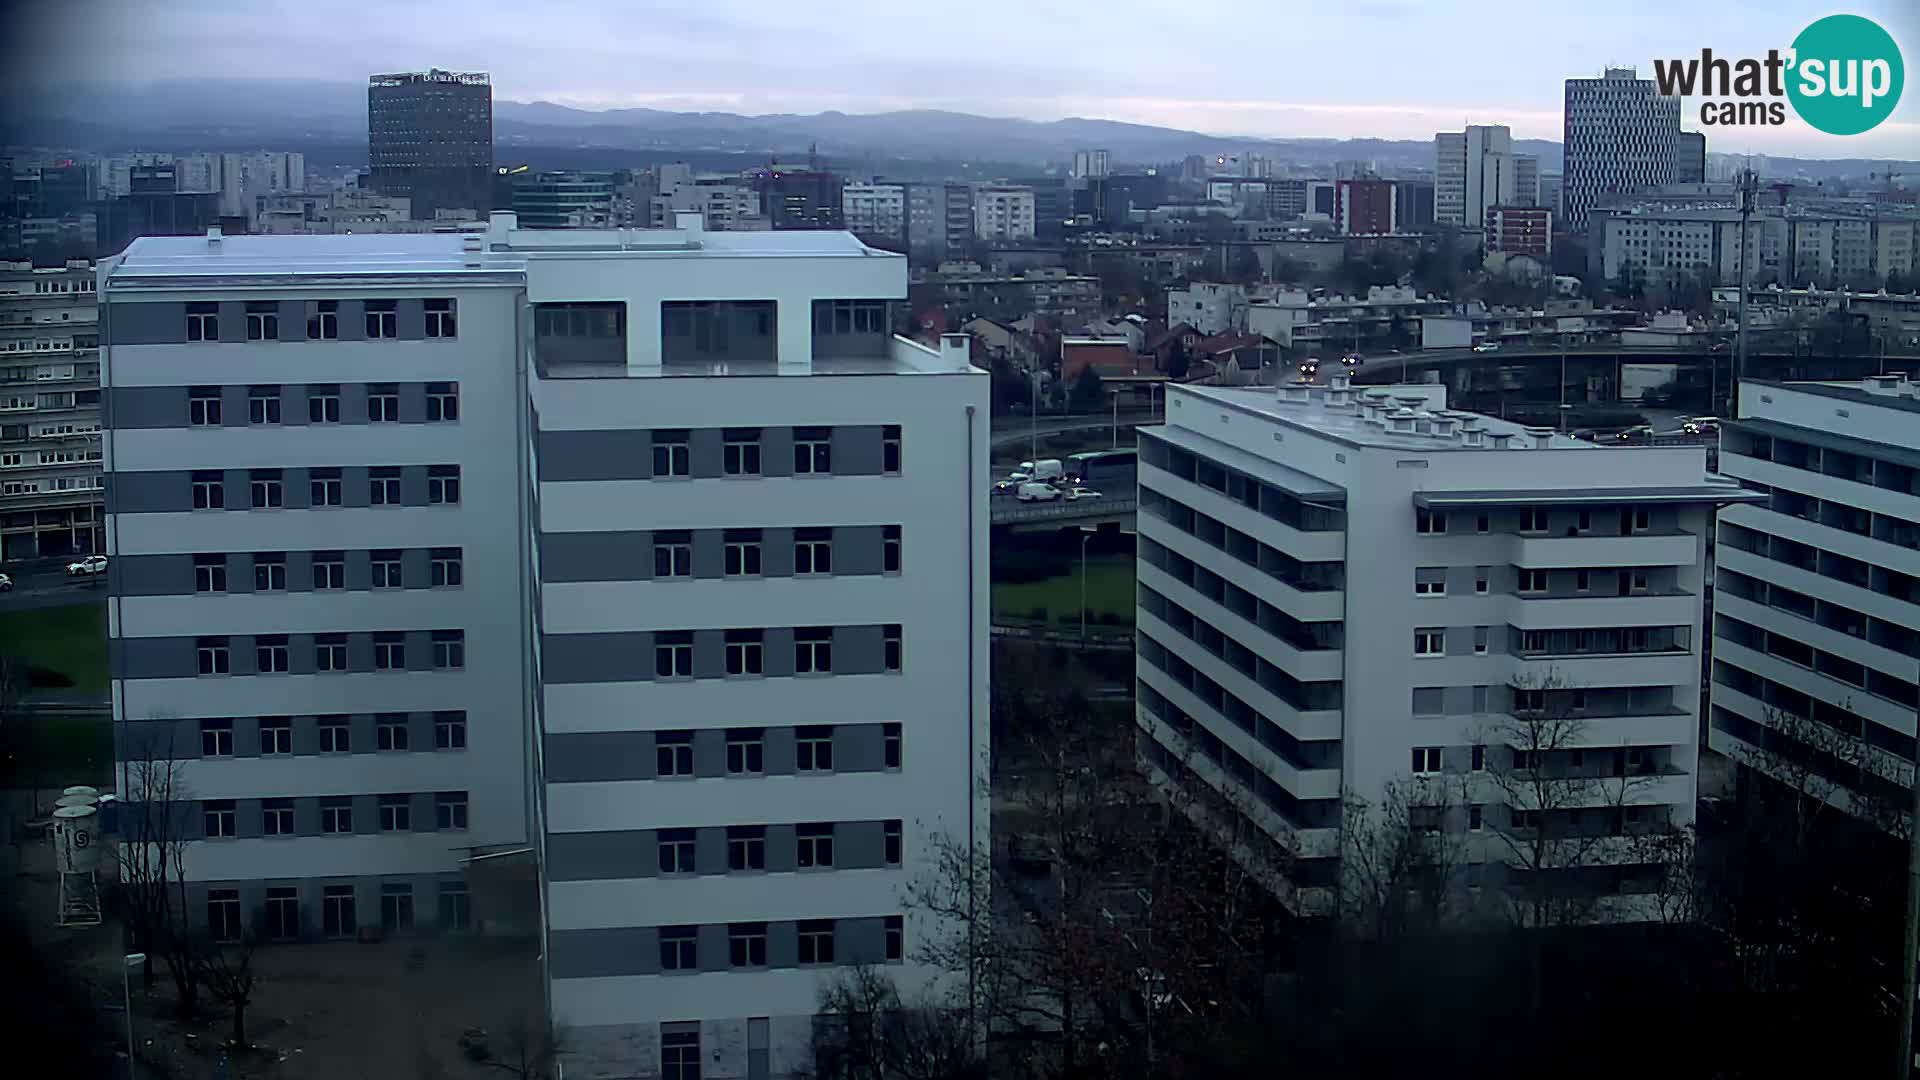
[0,601,108,695]
[0,712,112,788]
[992,555,1136,627]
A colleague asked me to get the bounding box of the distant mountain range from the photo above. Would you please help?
[5,78,1913,180]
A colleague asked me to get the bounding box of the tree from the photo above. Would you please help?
[1338,776,1474,941]
[197,931,261,1049]
[1164,338,1190,382]
[467,1015,568,1080]
[811,967,984,1080]
[117,718,206,1014]
[1067,368,1104,414]
[1269,256,1312,285]
[1224,247,1264,286]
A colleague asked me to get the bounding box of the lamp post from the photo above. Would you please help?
[123,951,145,1072]
[1079,525,1097,645]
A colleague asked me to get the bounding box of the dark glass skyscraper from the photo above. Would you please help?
[368,70,493,220]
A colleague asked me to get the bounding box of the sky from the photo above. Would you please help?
[13,0,1920,157]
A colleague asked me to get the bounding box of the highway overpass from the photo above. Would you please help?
[990,495,1136,532]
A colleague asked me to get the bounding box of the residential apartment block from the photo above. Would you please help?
[101,214,990,1079]
[840,182,907,246]
[972,185,1036,244]
[1561,68,1680,231]
[1710,377,1920,826]
[1134,378,1753,912]
[1,259,103,560]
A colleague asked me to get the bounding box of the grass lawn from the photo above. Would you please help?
[992,555,1136,627]
[0,712,112,788]
[0,601,108,695]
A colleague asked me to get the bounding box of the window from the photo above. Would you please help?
[319,716,350,753]
[208,889,241,941]
[424,298,456,338]
[656,731,694,777]
[727,728,764,775]
[192,471,224,509]
[1575,569,1593,593]
[653,531,691,578]
[367,383,400,422]
[194,553,227,593]
[1473,626,1489,655]
[727,826,766,871]
[722,429,761,476]
[428,465,460,504]
[376,712,409,751]
[883,525,901,573]
[1411,747,1443,774]
[794,528,833,575]
[246,301,279,341]
[1469,806,1483,832]
[1414,628,1444,656]
[1513,688,1546,714]
[882,425,901,474]
[252,552,287,592]
[310,467,343,506]
[424,546,463,588]
[197,636,231,675]
[370,467,401,505]
[365,299,398,338]
[1576,510,1592,534]
[432,630,465,670]
[652,430,690,477]
[186,301,218,342]
[887,907,910,957]
[725,629,763,676]
[797,920,836,965]
[883,625,902,673]
[247,386,281,425]
[658,829,696,874]
[1414,568,1446,595]
[307,385,340,423]
[1519,569,1549,594]
[1415,508,1446,534]
[1475,513,1490,534]
[438,882,471,930]
[654,631,693,678]
[662,1029,701,1080]
[729,923,768,968]
[249,469,283,509]
[265,888,299,940]
[381,883,414,931]
[320,799,353,834]
[201,718,233,757]
[263,798,294,836]
[426,382,458,421]
[794,426,831,474]
[796,628,832,674]
[1511,808,1540,830]
[1512,748,1539,771]
[1519,507,1548,533]
[884,723,902,769]
[379,794,411,832]
[797,823,835,868]
[322,884,356,937]
[434,711,467,750]
[1474,567,1490,594]
[259,716,292,754]
[1471,745,1486,771]
[884,820,903,866]
[796,725,834,771]
[308,301,339,340]
[1630,508,1651,533]
[203,799,236,838]
[436,792,469,830]
[312,552,345,590]
[189,387,221,425]
[816,299,889,334]
[723,530,762,576]
[371,550,403,589]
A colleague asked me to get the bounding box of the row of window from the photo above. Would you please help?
[1415,506,1655,536]
[188,383,458,425]
[194,549,463,592]
[190,466,461,509]
[655,820,905,875]
[1410,625,1679,658]
[201,791,468,837]
[1407,744,1659,779]
[649,724,903,777]
[1413,566,1653,597]
[650,626,902,679]
[1140,487,1345,593]
[195,631,465,675]
[1140,432,1345,532]
[650,528,901,578]
[648,426,901,478]
[200,712,466,756]
[185,299,457,342]
[653,916,904,973]
[208,880,470,942]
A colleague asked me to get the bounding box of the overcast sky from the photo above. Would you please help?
[15,0,1920,156]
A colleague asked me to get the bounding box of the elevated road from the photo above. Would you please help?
[990,495,1136,530]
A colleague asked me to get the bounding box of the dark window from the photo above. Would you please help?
[432,630,465,670]
[652,430,690,477]
[185,301,218,342]
[308,301,339,340]
[312,552,345,590]
[188,387,221,425]
[428,465,460,504]
[432,548,463,587]
[797,823,835,868]
[259,716,292,754]
[265,888,299,939]
[794,527,833,575]
[367,383,400,422]
[883,525,901,573]
[370,467,401,505]
[378,794,411,831]
[655,731,694,776]
[434,711,467,750]
[310,468,343,506]
[365,299,398,338]
[203,799,236,838]
[253,552,286,591]
[723,429,761,476]
[245,302,279,341]
[191,471,224,509]
[796,725,834,771]
[376,712,409,750]
[725,629,764,676]
[794,426,831,474]
[371,550,402,589]
[796,628,832,674]
[247,386,281,424]
[438,882,471,930]
[660,926,697,970]
[883,722,902,768]
[729,923,768,968]
[200,717,233,756]
[654,631,693,678]
[727,826,766,871]
[196,636,230,675]
[884,625,902,673]
[320,799,352,834]
[319,716,350,752]
[882,425,901,474]
[307,385,340,423]
[723,530,762,576]
[194,553,227,593]
[322,885,355,937]
[727,728,764,775]
[249,469,283,509]
[435,791,468,830]
[653,531,691,578]
[884,820,903,866]
[657,828,696,874]
[797,919,835,964]
[426,382,459,421]
[207,889,241,940]
[662,1029,701,1080]
[424,298,457,338]
[380,883,413,930]
[263,797,294,835]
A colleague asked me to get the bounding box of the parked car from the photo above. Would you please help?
[1615,425,1655,444]
[0,572,12,592]
[1683,416,1720,435]
[1016,482,1063,503]
[67,555,108,576]
[1064,487,1103,502]
[1472,341,1501,353]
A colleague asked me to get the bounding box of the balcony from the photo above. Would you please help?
[1509,592,1698,630]
[1510,530,1699,569]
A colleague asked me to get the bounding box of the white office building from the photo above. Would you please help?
[1435,125,1518,228]
[1134,378,1753,912]
[101,213,990,1079]
[1072,149,1112,180]
[1562,68,1681,231]
[1710,376,1920,826]
[972,185,1036,244]
[839,182,907,245]
[0,259,103,560]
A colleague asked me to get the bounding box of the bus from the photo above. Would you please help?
[1065,449,1137,491]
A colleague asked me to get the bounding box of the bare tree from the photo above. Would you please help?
[811,966,983,1080]
[196,931,260,1049]
[1338,775,1474,940]
[467,1015,567,1080]
[116,717,204,1013]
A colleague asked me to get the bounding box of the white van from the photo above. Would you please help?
[1016,482,1062,502]
[1028,459,1064,482]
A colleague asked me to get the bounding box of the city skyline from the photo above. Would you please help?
[7,0,1916,158]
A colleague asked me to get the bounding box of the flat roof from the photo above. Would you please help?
[1140,425,1345,502]
[1179,383,1592,453]
[1414,485,1763,509]
[1748,378,1920,417]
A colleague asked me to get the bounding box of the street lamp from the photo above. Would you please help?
[123,951,145,1069]
[1079,525,1097,646]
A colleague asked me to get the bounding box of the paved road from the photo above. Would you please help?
[0,561,107,611]
[990,412,1157,452]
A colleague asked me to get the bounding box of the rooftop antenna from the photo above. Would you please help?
[1731,165,1758,419]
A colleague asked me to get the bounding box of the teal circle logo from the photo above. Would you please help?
[1787,14,1904,135]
